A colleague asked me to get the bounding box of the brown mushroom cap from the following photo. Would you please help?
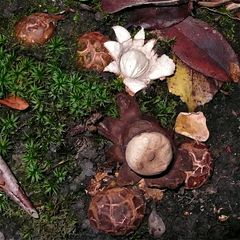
[15,12,64,46]
[88,187,145,235]
[125,132,173,176]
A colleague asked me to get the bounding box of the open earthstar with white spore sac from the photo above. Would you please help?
[97,92,213,190]
[87,93,214,235]
[103,26,176,95]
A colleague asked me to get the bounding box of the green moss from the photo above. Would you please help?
[138,83,178,128]
[0,31,120,238]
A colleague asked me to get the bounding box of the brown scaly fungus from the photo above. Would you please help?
[98,93,213,190]
[15,12,64,46]
[88,186,145,236]
[77,32,112,72]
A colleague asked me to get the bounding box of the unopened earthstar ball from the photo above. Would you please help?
[77,32,112,72]
[15,12,64,46]
[88,187,146,235]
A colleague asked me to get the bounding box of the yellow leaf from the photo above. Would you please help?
[167,58,222,111]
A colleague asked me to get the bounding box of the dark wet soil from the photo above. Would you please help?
[0,1,240,240]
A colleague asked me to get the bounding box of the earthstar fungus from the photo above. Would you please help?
[103,26,175,95]
[77,32,112,72]
[98,93,213,190]
[88,187,145,235]
[98,92,174,176]
[15,12,64,46]
[178,141,213,189]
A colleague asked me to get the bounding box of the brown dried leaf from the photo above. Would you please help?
[175,112,209,142]
[0,96,29,110]
[138,179,164,201]
[0,156,38,218]
[86,172,116,196]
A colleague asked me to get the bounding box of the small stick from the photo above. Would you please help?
[199,6,240,21]
[226,2,240,10]
[197,0,232,7]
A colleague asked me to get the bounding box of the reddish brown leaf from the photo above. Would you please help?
[163,16,240,82]
[0,155,39,218]
[0,96,29,110]
[129,5,190,29]
[101,0,188,13]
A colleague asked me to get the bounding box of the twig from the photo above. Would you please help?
[199,6,240,21]
[198,0,232,7]
[44,159,71,175]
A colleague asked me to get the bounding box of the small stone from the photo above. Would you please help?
[0,232,5,240]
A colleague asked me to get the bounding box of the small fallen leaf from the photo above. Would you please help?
[0,96,29,110]
[167,57,222,111]
[86,171,116,196]
[175,112,209,142]
[0,155,38,218]
[138,179,164,201]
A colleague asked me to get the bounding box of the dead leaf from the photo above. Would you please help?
[129,5,190,29]
[101,0,188,13]
[164,16,240,82]
[86,172,116,196]
[138,182,164,201]
[0,155,38,218]
[0,96,29,110]
[167,57,222,111]
[175,112,209,142]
